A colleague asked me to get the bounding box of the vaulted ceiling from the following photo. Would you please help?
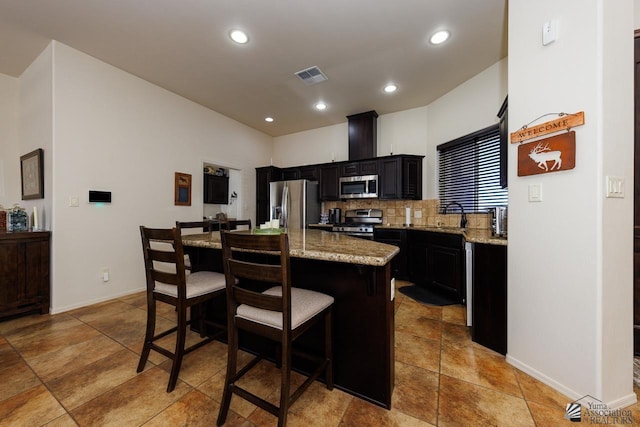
[0,0,507,136]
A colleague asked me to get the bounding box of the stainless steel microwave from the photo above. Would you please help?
[339,175,378,199]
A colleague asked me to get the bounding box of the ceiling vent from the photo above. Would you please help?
[294,66,328,85]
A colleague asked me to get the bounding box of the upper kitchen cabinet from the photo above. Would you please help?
[341,160,378,177]
[319,164,340,201]
[281,167,300,181]
[204,174,229,204]
[256,166,282,226]
[378,155,424,200]
[347,111,378,161]
[299,165,319,181]
[498,96,508,188]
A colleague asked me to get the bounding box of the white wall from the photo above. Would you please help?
[508,0,634,407]
[0,73,20,207]
[19,44,54,231]
[273,58,507,200]
[18,42,273,312]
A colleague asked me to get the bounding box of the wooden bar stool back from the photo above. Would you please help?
[217,231,334,427]
[138,226,225,392]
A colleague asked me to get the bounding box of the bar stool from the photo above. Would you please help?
[138,226,225,392]
[217,231,334,427]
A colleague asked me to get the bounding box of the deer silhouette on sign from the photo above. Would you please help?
[529,142,562,171]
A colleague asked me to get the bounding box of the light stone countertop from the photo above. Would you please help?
[374,225,508,246]
[182,228,399,267]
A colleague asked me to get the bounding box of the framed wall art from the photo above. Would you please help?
[20,148,44,200]
[174,172,192,206]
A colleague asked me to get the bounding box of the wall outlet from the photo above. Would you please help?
[414,210,422,219]
[435,217,442,227]
[101,268,110,282]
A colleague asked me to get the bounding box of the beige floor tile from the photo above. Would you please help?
[515,368,571,409]
[69,300,137,323]
[398,298,443,321]
[118,291,148,308]
[0,312,60,335]
[396,307,442,341]
[47,348,144,410]
[0,384,66,427]
[143,389,222,426]
[392,361,439,424]
[157,339,228,387]
[527,401,575,426]
[340,397,435,426]
[0,341,41,401]
[440,340,521,397]
[438,375,535,427]
[70,366,191,426]
[43,413,79,426]
[395,330,440,373]
[8,321,102,360]
[441,304,466,325]
[26,334,123,382]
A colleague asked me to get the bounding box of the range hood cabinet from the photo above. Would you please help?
[347,110,378,161]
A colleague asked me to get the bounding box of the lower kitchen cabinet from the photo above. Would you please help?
[408,230,465,303]
[472,243,507,355]
[0,231,51,319]
[373,228,408,280]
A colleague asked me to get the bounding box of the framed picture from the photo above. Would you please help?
[174,172,192,206]
[20,148,44,200]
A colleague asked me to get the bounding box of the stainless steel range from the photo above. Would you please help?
[332,209,383,239]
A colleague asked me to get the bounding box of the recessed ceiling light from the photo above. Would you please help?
[384,84,397,93]
[265,117,274,122]
[229,29,249,44]
[429,30,450,45]
[315,102,327,111]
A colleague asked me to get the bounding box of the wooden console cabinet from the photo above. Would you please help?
[0,231,51,319]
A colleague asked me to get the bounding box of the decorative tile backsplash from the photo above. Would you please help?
[321,199,490,230]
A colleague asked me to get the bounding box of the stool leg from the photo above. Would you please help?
[167,303,187,392]
[325,309,333,390]
[217,325,237,426]
[277,340,292,427]
[137,295,156,373]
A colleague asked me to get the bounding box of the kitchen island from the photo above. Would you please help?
[182,229,399,409]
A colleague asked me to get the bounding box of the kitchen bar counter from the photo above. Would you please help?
[182,229,397,409]
[374,225,507,246]
[182,228,399,266]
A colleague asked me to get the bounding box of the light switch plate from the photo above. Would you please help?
[605,176,624,198]
[542,20,558,46]
[528,183,543,202]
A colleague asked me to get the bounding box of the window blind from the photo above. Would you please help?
[438,124,508,212]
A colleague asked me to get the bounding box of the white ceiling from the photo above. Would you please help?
[0,0,507,137]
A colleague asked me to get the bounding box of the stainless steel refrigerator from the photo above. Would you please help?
[269,179,320,229]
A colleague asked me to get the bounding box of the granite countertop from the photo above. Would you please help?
[375,225,507,246]
[182,228,399,266]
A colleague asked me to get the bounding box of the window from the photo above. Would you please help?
[438,124,508,212]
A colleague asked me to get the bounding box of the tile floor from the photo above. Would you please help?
[0,281,638,426]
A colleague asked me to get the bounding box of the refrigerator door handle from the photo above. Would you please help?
[282,184,289,228]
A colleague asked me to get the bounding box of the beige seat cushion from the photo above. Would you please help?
[237,286,334,330]
[154,271,226,299]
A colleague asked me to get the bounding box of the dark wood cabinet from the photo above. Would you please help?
[0,231,50,319]
[378,155,423,200]
[373,228,408,280]
[256,166,282,226]
[472,243,507,355]
[203,174,229,204]
[341,160,378,177]
[347,110,378,161]
[319,164,340,201]
[408,230,465,303]
[299,165,319,181]
[281,167,300,180]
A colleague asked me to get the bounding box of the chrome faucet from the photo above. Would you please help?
[443,202,467,228]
